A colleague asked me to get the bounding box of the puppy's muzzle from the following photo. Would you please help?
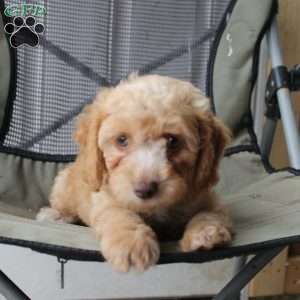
[131,143,165,199]
[134,181,159,199]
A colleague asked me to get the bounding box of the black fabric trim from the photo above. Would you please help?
[0,144,75,162]
[0,0,17,144]
[206,0,277,126]
[224,144,258,157]
[206,0,291,176]
[261,154,300,176]
[39,37,110,87]
[1,234,300,264]
[245,0,299,176]
[224,145,300,175]
[249,1,278,93]
[206,0,237,111]
[245,0,278,149]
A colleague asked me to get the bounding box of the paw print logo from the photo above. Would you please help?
[4,16,44,48]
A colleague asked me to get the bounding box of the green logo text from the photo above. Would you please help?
[4,3,46,17]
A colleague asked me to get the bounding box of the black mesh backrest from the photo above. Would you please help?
[1,0,230,158]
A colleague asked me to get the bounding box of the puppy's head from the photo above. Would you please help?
[75,75,230,211]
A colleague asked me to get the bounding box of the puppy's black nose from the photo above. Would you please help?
[134,181,158,199]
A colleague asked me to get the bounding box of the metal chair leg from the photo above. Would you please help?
[267,18,300,169]
[232,256,248,300]
[212,247,284,300]
[261,118,277,159]
[0,270,30,300]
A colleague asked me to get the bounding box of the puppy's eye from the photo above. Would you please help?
[164,134,180,151]
[116,134,128,147]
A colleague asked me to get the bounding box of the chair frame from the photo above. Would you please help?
[0,15,300,300]
[230,16,300,300]
[261,18,300,168]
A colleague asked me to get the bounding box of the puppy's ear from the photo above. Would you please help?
[74,102,106,191]
[194,110,231,190]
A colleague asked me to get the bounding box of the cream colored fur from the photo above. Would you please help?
[37,74,233,272]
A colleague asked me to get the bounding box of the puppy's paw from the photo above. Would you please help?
[180,223,232,252]
[36,207,75,223]
[101,225,160,272]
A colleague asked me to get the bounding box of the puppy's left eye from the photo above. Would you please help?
[116,134,128,147]
[164,134,181,151]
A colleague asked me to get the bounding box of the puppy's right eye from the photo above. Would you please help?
[116,134,128,148]
[164,134,181,152]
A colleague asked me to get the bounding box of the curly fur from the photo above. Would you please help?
[37,74,233,272]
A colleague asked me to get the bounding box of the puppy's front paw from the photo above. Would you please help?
[101,225,160,272]
[36,207,76,223]
[180,223,232,252]
[36,207,62,222]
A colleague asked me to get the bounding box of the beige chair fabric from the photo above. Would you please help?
[0,153,299,260]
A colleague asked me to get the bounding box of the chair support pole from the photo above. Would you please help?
[261,118,277,159]
[232,256,248,300]
[267,18,300,169]
[212,247,284,300]
[254,37,268,145]
[0,270,30,300]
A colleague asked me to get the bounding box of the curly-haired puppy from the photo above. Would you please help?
[37,74,233,272]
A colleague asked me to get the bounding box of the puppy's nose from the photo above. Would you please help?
[134,181,159,199]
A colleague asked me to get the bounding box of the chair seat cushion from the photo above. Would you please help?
[0,158,299,263]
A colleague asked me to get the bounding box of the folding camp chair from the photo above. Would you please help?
[0,0,300,299]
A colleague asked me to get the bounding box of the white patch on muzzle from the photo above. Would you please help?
[132,142,167,178]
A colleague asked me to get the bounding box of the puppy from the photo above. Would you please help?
[37,74,233,272]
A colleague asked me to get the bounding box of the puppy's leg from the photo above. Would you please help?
[180,205,232,252]
[36,207,77,223]
[91,206,160,272]
[36,167,78,224]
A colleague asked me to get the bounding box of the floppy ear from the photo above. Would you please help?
[74,103,106,191]
[194,110,231,190]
